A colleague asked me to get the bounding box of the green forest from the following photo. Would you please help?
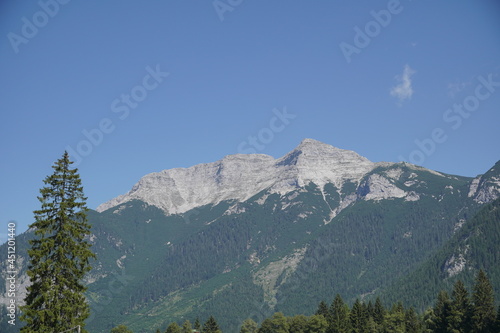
[1,156,499,333]
[117,269,499,333]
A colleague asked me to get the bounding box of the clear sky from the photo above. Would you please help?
[1,0,500,239]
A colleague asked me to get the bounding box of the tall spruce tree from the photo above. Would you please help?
[316,300,330,320]
[349,299,367,333]
[447,280,472,333]
[471,270,496,333]
[329,294,350,333]
[405,307,420,333]
[194,318,202,330]
[373,297,386,328]
[181,320,193,333]
[202,316,221,333]
[430,290,451,333]
[383,302,406,333]
[20,152,95,333]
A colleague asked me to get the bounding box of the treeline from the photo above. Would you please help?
[249,270,499,333]
[115,269,500,333]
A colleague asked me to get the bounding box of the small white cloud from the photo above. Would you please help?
[390,64,416,104]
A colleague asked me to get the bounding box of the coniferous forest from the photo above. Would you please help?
[134,269,499,333]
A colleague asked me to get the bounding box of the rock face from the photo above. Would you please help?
[97,139,377,214]
[357,173,407,201]
[468,161,500,204]
[97,139,499,215]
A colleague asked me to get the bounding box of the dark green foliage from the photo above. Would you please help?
[365,300,374,319]
[252,273,497,332]
[287,314,308,333]
[329,294,350,333]
[110,324,133,333]
[447,280,472,333]
[495,306,500,332]
[20,152,95,333]
[258,312,289,333]
[2,161,499,332]
[165,322,181,333]
[349,299,367,333]
[203,316,221,333]
[315,301,330,319]
[181,320,192,333]
[428,291,451,333]
[405,307,420,333]
[472,270,496,332]
[384,197,500,310]
[373,297,386,327]
[240,318,258,333]
[306,315,328,333]
[194,318,202,330]
[384,302,406,333]
[277,168,474,315]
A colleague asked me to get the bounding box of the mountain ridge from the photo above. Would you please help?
[97,139,452,217]
[2,139,499,332]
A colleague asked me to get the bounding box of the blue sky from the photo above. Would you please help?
[1,0,500,237]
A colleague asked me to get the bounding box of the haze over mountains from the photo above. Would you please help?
[1,139,499,332]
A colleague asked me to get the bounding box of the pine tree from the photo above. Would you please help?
[182,320,193,333]
[447,280,471,333]
[349,299,367,333]
[384,302,405,333]
[202,316,221,333]
[373,297,386,328]
[365,317,378,333]
[329,294,350,333]
[20,152,95,333]
[405,307,420,333]
[430,291,451,333]
[471,270,496,333]
[194,318,202,330]
[316,300,330,320]
[423,308,435,331]
[365,300,374,319]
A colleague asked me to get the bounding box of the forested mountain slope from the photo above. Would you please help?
[1,140,498,332]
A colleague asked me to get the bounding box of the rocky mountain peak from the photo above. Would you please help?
[96,139,377,215]
[468,160,500,204]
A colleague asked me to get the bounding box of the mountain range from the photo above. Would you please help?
[1,139,499,332]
